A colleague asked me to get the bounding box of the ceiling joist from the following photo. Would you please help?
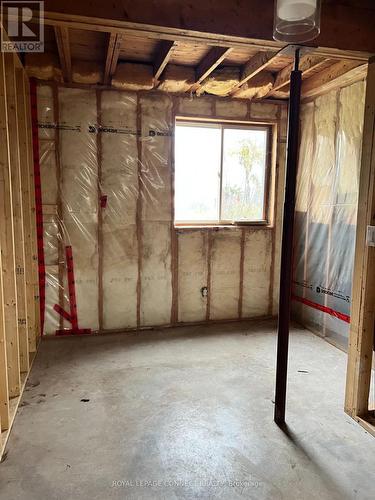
[153,40,177,81]
[264,56,334,98]
[41,10,373,60]
[54,26,72,82]
[273,56,328,92]
[302,61,367,99]
[103,33,122,84]
[229,50,280,95]
[232,71,275,99]
[190,46,233,92]
[29,15,370,103]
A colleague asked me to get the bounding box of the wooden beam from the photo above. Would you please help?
[0,247,9,432]
[232,71,274,99]
[15,69,36,355]
[190,46,233,92]
[345,59,375,418]
[153,40,176,81]
[356,414,375,438]
[229,50,279,95]
[4,53,29,375]
[103,32,122,84]
[196,47,233,83]
[103,33,117,84]
[0,52,20,398]
[265,57,335,98]
[0,44,40,460]
[272,56,329,92]
[23,76,41,344]
[54,26,72,82]
[96,90,103,331]
[41,12,372,62]
[301,61,366,100]
[42,2,375,54]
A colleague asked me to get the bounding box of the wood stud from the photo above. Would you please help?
[267,56,331,96]
[191,46,233,92]
[54,26,72,82]
[103,33,122,85]
[96,90,104,331]
[0,51,40,457]
[20,15,369,104]
[230,50,279,95]
[345,59,375,428]
[24,78,41,343]
[4,53,29,375]
[301,61,366,100]
[15,69,36,356]
[154,40,177,82]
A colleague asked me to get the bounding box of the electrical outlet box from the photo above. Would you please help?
[366,225,375,247]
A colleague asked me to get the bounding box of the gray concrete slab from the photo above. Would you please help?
[0,320,374,499]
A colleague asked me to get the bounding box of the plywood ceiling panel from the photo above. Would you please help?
[43,25,58,54]
[266,55,294,72]
[69,29,107,62]
[169,42,211,66]
[119,36,159,63]
[224,47,259,66]
[23,20,361,103]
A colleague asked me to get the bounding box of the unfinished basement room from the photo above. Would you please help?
[1,0,375,498]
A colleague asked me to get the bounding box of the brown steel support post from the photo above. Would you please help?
[274,49,302,426]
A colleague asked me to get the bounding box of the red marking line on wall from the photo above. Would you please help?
[292,294,350,323]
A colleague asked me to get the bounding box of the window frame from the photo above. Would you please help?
[173,118,273,227]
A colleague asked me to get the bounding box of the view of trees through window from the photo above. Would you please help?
[174,121,268,223]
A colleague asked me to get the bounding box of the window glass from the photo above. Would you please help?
[221,128,268,221]
[174,123,221,222]
[174,121,269,224]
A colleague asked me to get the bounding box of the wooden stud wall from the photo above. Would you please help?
[5,53,29,375]
[37,84,286,335]
[0,50,41,459]
[24,80,41,342]
[345,59,375,435]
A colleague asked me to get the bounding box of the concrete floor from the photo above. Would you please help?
[0,320,374,500]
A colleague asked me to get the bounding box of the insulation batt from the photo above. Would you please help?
[242,230,272,317]
[234,72,274,100]
[140,94,173,326]
[37,85,60,334]
[197,67,240,96]
[177,231,208,322]
[26,52,63,82]
[158,65,195,93]
[59,88,99,331]
[36,84,285,334]
[292,80,366,349]
[112,63,154,91]
[210,230,242,319]
[72,60,103,85]
[216,99,248,118]
[101,91,139,329]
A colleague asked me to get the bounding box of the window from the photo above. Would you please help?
[174,120,270,225]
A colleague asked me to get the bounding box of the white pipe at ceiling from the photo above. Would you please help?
[273,0,321,43]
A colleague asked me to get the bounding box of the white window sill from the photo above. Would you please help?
[174,222,272,230]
